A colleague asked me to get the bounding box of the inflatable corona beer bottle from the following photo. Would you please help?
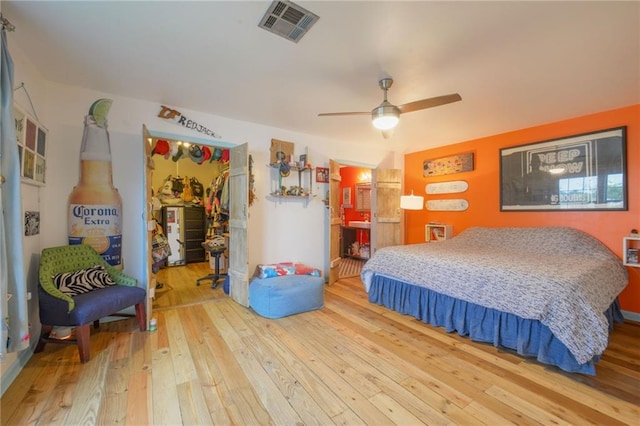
[68,99,123,268]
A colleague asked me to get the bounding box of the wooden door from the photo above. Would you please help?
[141,125,154,327]
[328,159,342,285]
[370,168,401,255]
[228,143,250,306]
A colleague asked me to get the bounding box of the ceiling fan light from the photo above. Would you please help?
[371,104,400,130]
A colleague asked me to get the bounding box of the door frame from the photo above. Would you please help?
[141,128,238,316]
[227,143,250,306]
[328,159,378,284]
[141,125,154,327]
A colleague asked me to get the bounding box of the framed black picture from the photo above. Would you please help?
[500,127,627,211]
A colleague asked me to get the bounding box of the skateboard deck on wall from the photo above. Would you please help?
[425,180,468,194]
[426,199,469,211]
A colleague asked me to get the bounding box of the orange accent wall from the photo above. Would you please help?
[404,105,640,314]
[341,167,371,223]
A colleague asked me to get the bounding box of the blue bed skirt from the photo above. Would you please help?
[368,274,624,375]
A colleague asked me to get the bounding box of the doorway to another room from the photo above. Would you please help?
[328,160,401,285]
[149,138,231,310]
[337,165,372,279]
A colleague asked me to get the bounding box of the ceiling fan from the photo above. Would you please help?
[318,78,461,138]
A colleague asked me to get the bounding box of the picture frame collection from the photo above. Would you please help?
[14,104,47,185]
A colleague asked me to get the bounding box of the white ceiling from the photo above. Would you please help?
[3,1,639,152]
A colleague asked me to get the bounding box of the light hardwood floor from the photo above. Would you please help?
[2,271,639,425]
[152,262,227,311]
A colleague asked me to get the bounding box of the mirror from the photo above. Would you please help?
[355,183,371,212]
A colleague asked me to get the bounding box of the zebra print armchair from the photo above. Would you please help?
[36,244,146,363]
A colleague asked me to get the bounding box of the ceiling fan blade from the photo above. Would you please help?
[381,129,394,139]
[317,111,370,117]
[398,93,462,114]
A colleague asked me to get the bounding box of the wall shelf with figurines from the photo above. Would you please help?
[266,138,315,202]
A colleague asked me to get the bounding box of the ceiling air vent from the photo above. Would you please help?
[258,0,319,43]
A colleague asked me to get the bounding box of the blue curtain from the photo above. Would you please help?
[0,26,29,355]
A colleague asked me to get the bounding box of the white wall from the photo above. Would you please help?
[41,81,399,284]
[2,40,401,391]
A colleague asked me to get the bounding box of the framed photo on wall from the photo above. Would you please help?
[500,127,627,211]
[342,187,352,208]
[315,167,329,183]
[14,104,47,185]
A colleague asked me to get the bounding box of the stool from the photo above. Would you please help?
[249,275,325,319]
[197,245,227,288]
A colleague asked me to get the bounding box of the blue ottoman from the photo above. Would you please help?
[249,275,325,319]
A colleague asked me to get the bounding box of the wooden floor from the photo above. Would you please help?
[2,274,639,425]
[152,262,225,311]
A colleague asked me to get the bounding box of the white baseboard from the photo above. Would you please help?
[621,310,640,323]
[1,343,34,396]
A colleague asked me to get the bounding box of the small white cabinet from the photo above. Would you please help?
[623,236,640,267]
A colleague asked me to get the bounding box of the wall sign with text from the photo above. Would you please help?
[500,127,627,211]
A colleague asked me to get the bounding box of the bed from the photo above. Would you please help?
[361,226,628,375]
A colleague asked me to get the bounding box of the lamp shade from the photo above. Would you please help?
[371,102,400,130]
[400,192,424,210]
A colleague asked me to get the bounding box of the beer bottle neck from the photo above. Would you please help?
[78,160,114,186]
[80,115,112,160]
[77,115,116,187]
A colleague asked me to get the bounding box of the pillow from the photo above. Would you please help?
[256,262,321,279]
[53,265,116,297]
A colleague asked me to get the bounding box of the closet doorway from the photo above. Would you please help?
[146,135,232,311]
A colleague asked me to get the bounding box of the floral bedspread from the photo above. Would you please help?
[361,227,628,364]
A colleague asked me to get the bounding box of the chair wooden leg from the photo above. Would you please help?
[76,324,91,363]
[135,302,147,331]
[35,324,53,353]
